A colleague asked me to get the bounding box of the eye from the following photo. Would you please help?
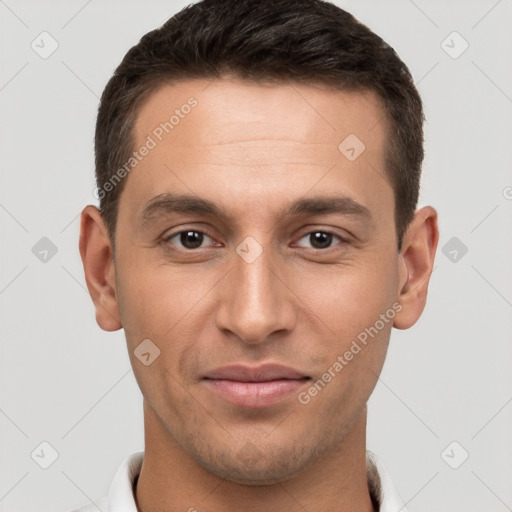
[295,231,345,250]
[164,230,217,250]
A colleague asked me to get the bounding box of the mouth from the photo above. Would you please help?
[202,364,312,408]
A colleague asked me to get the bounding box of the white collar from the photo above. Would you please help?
[366,449,408,512]
[74,450,407,512]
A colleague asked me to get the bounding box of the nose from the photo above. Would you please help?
[215,243,296,345]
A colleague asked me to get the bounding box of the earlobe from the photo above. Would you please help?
[393,206,439,330]
[79,205,122,332]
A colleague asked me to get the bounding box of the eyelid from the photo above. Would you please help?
[162,227,221,250]
[161,226,352,252]
[292,229,350,249]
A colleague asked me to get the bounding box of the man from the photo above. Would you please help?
[77,0,438,510]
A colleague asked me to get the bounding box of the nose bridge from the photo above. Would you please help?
[215,239,294,344]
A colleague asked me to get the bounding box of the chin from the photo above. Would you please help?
[191,440,315,486]
[208,460,303,486]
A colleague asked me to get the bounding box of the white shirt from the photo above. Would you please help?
[71,450,407,512]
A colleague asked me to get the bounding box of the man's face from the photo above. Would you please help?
[113,78,402,483]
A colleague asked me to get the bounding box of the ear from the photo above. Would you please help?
[394,206,439,330]
[79,205,122,331]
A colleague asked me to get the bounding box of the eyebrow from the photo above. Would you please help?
[139,192,372,226]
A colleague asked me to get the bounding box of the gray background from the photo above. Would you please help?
[1,1,511,511]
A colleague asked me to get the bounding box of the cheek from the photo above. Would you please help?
[294,269,395,419]
[115,256,220,347]
[290,253,399,341]
[114,259,210,403]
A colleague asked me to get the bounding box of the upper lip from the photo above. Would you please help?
[203,364,310,382]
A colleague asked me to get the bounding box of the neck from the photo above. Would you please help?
[135,402,376,512]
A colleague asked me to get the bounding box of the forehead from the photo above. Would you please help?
[122,77,392,226]
[133,77,387,151]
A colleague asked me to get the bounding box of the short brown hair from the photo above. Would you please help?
[94,0,424,253]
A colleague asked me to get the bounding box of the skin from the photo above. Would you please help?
[79,77,438,512]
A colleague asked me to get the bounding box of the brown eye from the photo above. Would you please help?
[165,230,213,250]
[296,231,343,250]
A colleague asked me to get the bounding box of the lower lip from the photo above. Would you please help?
[203,378,310,408]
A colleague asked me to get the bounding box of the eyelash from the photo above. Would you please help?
[161,228,349,252]
[162,228,220,251]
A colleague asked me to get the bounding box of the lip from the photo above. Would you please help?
[202,364,311,408]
